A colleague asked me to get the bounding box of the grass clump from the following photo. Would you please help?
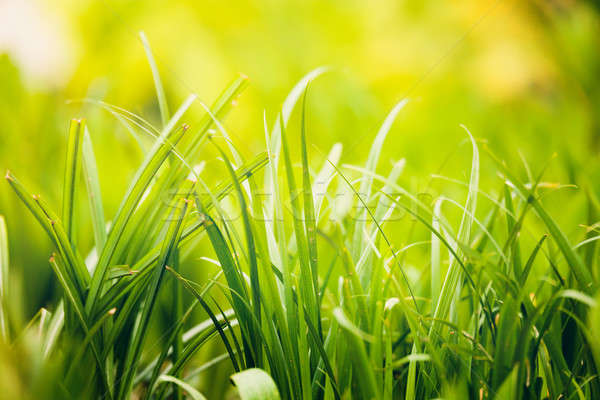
[1,37,599,399]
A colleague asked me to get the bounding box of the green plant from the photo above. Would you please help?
[1,35,599,399]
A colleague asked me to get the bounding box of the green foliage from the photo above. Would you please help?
[1,38,600,400]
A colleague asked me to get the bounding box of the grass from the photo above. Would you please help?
[1,35,599,399]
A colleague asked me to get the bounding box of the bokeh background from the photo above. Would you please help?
[1,0,600,322]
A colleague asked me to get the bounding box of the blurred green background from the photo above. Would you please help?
[1,0,600,319]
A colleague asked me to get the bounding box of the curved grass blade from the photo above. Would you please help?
[156,375,207,400]
[42,301,64,358]
[230,368,281,400]
[352,99,408,266]
[313,142,342,222]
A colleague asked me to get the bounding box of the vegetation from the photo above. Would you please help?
[0,33,599,399]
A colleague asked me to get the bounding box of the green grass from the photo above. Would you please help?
[1,39,599,400]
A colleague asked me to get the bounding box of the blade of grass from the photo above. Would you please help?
[504,184,522,277]
[280,113,319,332]
[313,142,342,223]
[140,31,170,127]
[192,197,250,333]
[300,87,320,322]
[42,301,64,358]
[62,118,85,244]
[352,99,408,270]
[35,194,90,292]
[82,126,106,255]
[264,67,328,227]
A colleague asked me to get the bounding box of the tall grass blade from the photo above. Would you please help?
[140,31,170,127]
[352,99,408,270]
[300,88,320,314]
[81,126,106,256]
[280,113,318,330]
[62,118,85,244]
